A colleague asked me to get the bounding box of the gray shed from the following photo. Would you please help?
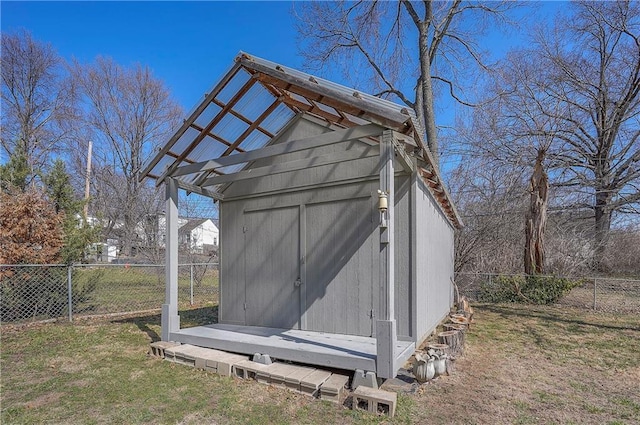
[141,53,462,379]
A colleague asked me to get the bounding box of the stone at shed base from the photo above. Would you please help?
[284,366,316,392]
[252,353,273,365]
[266,363,302,388]
[299,369,332,398]
[207,352,248,377]
[149,341,180,358]
[233,359,273,380]
[351,386,397,418]
[380,369,419,394]
[319,373,349,403]
[352,369,378,389]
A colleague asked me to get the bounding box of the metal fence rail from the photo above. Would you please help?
[0,263,219,324]
[456,272,640,314]
[3,264,637,324]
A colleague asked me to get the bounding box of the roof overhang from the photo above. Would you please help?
[140,52,463,229]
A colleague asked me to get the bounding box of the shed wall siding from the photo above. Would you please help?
[223,117,379,199]
[393,175,412,339]
[304,196,377,336]
[219,199,246,325]
[221,181,407,337]
[219,117,416,338]
[414,177,455,343]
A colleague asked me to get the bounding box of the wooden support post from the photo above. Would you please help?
[162,178,180,341]
[376,129,396,379]
[299,204,307,330]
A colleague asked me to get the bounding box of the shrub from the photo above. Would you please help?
[480,274,581,305]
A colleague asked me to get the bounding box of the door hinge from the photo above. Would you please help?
[369,309,375,319]
[243,226,247,233]
[243,302,247,310]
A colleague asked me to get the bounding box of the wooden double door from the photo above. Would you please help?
[222,195,377,336]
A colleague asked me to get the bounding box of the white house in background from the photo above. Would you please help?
[138,214,219,254]
[179,218,219,254]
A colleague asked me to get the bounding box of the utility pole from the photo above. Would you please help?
[83,140,92,222]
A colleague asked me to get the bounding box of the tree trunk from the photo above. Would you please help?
[417,22,439,164]
[593,192,612,271]
[524,149,548,275]
[438,330,464,357]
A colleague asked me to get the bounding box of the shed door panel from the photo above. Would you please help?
[305,198,376,336]
[219,202,247,325]
[244,206,300,329]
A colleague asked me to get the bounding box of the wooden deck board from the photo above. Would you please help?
[170,324,414,373]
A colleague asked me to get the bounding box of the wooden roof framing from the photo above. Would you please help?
[140,52,463,229]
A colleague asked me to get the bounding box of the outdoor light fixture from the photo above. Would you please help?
[377,189,388,213]
[378,189,389,229]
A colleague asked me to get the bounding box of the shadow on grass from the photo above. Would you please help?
[112,306,219,342]
[479,303,640,332]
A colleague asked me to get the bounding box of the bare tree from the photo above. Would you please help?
[547,1,640,269]
[468,49,563,275]
[478,1,640,271]
[295,0,516,163]
[1,30,77,179]
[524,149,548,275]
[448,153,528,274]
[72,57,182,256]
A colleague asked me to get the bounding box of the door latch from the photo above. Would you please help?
[294,277,302,287]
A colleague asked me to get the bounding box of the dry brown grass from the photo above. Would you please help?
[1,303,639,424]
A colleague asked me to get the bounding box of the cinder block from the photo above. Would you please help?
[164,344,247,377]
[320,373,349,403]
[210,352,248,377]
[167,344,215,368]
[233,359,274,380]
[300,369,332,398]
[266,363,301,388]
[255,369,271,385]
[164,344,189,363]
[283,366,316,392]
[149,341,180,358]
[352,386,397,417]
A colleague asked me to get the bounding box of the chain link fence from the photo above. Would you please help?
[455,272,640,314]
[0,263,218,324]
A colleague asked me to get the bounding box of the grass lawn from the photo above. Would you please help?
[72,266,219,315]
[1,303,639,424]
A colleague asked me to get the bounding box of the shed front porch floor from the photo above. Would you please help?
[170,324,415,374]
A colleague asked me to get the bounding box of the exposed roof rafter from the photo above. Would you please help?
[139,52,463,229]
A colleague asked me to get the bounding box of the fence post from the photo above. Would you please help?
[190,264,194,306]
[593,278,597,310]
[67,265,73,322]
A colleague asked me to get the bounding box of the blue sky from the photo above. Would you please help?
[0,1,567,217]
[1,1,564,115]
[1,1,305,110]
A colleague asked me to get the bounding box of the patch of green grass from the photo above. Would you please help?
[71,266,219,317]
[584,403,605,414]
[2,303,640,424]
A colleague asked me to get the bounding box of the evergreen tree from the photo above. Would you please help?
[44,160,97,263]
[0,141,30,193]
